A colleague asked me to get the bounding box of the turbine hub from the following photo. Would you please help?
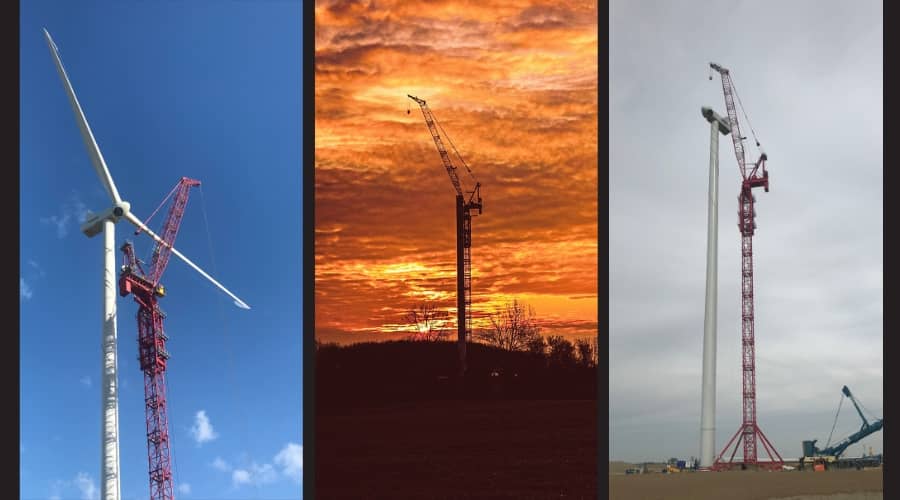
[114,201,131,218]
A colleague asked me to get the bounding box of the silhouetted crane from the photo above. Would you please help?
[408,94,482,377]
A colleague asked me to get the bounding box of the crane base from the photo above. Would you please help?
[712,423,784,471]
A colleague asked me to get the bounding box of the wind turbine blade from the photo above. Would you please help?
[124,212,251,310]
[43,28,122,204]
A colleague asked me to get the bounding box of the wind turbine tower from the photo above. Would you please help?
[699,106,730,468]
[44,29,250,500]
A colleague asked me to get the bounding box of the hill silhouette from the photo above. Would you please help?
[316,339,597,409]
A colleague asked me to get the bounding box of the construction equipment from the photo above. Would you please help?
[44,28,250,500]
[119,177,200,499]
[408,94,483,378]
[708,62,783,471]
[800,385,883,467]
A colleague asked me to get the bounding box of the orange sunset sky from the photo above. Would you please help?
[315,0,598,344]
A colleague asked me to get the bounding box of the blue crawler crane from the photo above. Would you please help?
[800,385,883,469]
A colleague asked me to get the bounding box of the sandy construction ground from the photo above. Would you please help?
[609,467,882,500]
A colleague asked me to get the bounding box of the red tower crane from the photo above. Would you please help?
[408,94,482,377]
[708,63,783,471]
[119,177,201,499]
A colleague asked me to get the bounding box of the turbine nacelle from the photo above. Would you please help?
[81,201,132,237]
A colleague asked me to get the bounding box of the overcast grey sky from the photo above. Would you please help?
[610,0,882,463]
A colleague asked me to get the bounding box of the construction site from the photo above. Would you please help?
[610,2,883,498]
[22,5,303,497]
[695,63,884,474]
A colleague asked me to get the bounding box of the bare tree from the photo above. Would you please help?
[526,335,546,356]
[546,335,577,367]
[404,302,451,342]
[575,337,597,367]
[476,299,541,351]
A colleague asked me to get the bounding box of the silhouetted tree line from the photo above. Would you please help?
[316,299,597,409]
[315,337,597,409]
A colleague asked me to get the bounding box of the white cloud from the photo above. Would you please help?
[28,259,45,276]
[232,463,277,487]
[190,410,218,445]
[41,194,90,238]
[20,278,33,300]
[177,483,192,495]
[232,469,251,485]
[49,478,65,500]
[40,213,71,238]
[75,472,98,500]
[212,456,231,472]
[71,198,89,223]
[221,442,304,489]
[253,463,277,484]
[274,442,303,483]
[80,376,92,388]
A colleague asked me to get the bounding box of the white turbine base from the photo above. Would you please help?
[700,115,721,468]
[101,219,121,500]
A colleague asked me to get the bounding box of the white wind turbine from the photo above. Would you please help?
[43,28,250,500]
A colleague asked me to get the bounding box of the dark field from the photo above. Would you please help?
[316,400,597,499]
[609,467,883,500]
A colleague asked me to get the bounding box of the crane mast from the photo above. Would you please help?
[119,177,201,499]
[709,63,781,470]
[408,95,482,377]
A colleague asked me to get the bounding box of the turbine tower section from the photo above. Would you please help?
[699,106,730,468]
[120,177,201,499]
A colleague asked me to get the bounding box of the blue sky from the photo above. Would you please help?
[20,2,302,499]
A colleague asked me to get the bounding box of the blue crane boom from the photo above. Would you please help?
[803,385,883,459]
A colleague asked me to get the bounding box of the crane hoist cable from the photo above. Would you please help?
[434,115,478,186]
[199,187,262,499]
[410,96,479,187]
[732,81,762,149]
[137,182,184,272]
[709,63,767,177]
[825,393,846,450]
[857,398,882,421]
